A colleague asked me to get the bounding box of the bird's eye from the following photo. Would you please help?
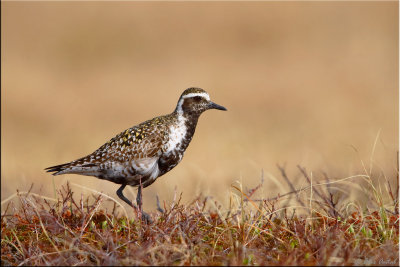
[194,96,202,102]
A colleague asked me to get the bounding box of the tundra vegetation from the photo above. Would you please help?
[1,163,399,266]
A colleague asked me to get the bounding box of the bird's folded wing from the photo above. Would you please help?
[93,127,164,163]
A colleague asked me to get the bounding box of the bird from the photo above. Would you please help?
[45,87,227,221]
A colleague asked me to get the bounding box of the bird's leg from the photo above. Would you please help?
[117,184,152,223]
[117,184,137,209]
[136,178,143,220]
[136,179,143,209]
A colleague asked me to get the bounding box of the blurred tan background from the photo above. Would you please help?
[2,2,398,211]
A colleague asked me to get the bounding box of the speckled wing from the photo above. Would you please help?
[94,122,165,163]
[46,118,168,183]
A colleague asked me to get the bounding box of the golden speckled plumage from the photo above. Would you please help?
[45,87,227,214]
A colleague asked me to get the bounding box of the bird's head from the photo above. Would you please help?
[175,87,227,116]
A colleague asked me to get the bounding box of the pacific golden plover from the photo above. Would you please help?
[45,87,227,220]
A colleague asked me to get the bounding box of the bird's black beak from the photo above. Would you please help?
[208,101,227,111]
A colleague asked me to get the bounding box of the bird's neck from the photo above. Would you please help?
[174,110,200,137]
[168,110,200,153]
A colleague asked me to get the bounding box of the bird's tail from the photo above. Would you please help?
[45,157,100,176]
[44,163,72,175]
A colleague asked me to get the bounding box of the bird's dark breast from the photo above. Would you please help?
[158,152,182,175]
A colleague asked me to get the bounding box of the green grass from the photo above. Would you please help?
[1,164,399,266]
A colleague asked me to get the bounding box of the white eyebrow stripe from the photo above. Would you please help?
[182,92,210,101]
